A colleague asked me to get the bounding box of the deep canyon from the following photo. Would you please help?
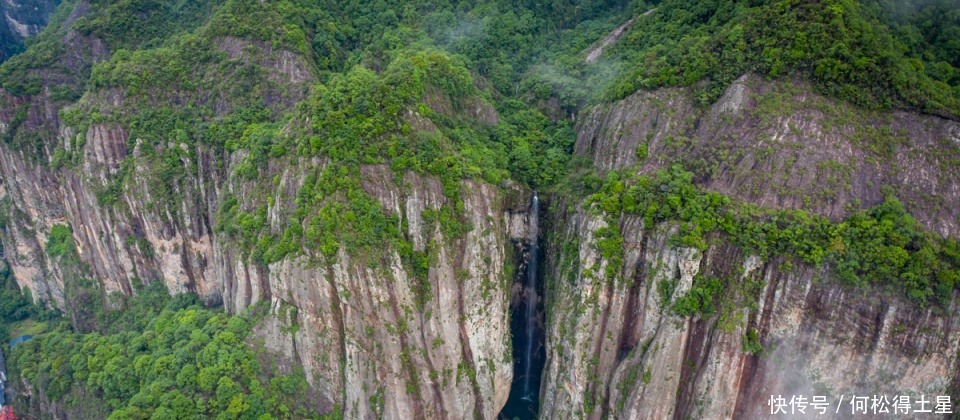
[1,0,960,419]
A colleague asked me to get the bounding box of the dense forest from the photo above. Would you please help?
[9,282,330,419]
[599,0,960,114]
[1,0,959,418]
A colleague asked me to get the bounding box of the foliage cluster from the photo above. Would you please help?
[73,0,222,51]
[0,0,78,95]
[671,275,724,317]
[290,47,574,188]
[586,164,960,307]
[9,283,333,419]
[45,224,75,258]
[0,256,43,344]
[875,0,960,77]
[602,0,960,115]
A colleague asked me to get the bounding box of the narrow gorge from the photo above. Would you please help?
[501,193,546,418]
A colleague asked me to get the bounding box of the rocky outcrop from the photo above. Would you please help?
[0,3,519,417]
[576,74,960,238]
[540,75,960,419]
[1,131,520,418]
[0,119,223,303]
[540,205,960,419]
[227,162,516,418]
[583,8,657,64]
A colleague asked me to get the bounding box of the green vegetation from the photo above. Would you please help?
[3,0,614,186]
[742,328,765,355]
[601,0,960,115]
[0,0,959,415]
[45,224,74,258]
[22,0,593,282]
[585,164,960,308]
[672,275,723,317]
[878,0,960,79]
[74,0,222,51]
[9,283,335,419]
[0,258,44,344]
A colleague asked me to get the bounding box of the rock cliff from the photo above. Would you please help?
[1,1,960,419]
[0,2,520,417]
[541,206,960,418]
[540,75,960,418]
[576,74,960,238]
[0,84,519,420]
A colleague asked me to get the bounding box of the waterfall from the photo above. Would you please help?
[522,193,539,400]
[500,192,545,418]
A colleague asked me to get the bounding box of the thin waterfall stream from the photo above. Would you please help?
[522,193,539,400]
[500,193,545,419]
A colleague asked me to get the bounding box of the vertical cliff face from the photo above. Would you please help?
[225,164,520,418]
[0,104,519,418]
[576,74,960,238]
[2,1,960,417]
[0,0,60,62]
[541,208,960,419]
[539,76,960,418]
[0,89,520,420]
[0,1,526,416]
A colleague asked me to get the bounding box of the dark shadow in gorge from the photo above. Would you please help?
[500,194,546,420]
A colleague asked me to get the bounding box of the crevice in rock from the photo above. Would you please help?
[616,232,648,363]
[457,285,484,418]
[732,260,778,418]
[416,312,448,418]
[383,264,428,419]
[323,264,348,414]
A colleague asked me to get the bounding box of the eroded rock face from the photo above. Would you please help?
[1,108,517,420]
[576,74,960,238]
[540,76,960,419]
[0,3,516,416]
[230,164,516,419]
[540,206,960,419]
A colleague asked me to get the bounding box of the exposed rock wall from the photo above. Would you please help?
[540,75,960,419]
[0,95,519,420]
[0,3,520,417]
[540,205,960,419]
[0,120,222,304]
[576,74,960,238]
[231,162,518,418]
